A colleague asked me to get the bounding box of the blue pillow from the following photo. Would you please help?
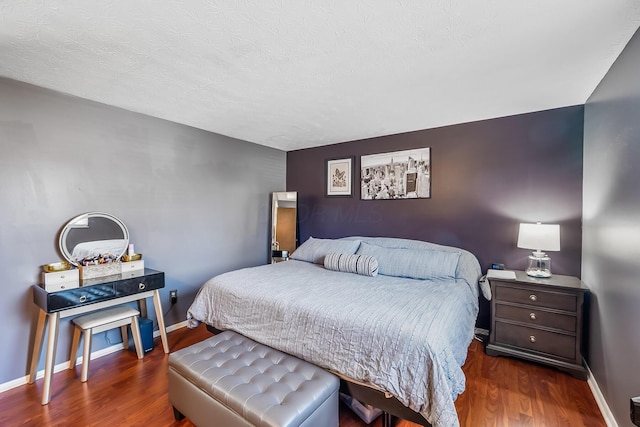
[324,253,378,276]
[356,241,460,280]
[291,237,361,264]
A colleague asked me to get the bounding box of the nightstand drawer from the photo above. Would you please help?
[495,286,577,312]
[495,321,576,360]
[495,304,577,332]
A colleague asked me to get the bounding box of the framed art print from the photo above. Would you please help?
[325,157,354,197]
[361,147,430,200]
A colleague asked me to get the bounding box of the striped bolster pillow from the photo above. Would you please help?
[324,253,379,277]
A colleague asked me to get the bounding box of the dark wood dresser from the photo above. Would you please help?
[486,270,589,379]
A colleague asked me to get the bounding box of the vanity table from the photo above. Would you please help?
[29,211,170,405]
[29,268,169,405]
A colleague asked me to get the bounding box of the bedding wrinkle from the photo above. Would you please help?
[187,237,481,427]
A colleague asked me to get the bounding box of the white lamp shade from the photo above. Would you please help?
[517,223,560,251]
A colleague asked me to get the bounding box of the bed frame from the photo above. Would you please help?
[205,325,431,427]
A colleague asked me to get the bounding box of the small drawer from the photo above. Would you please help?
[495,321,576,360]
[115,272,163,296]
[122,269,145,279]
[495,285,577,312]
[43,280,80,292]
[46,284,117,311]
[42,269,79,285]
[495,304,576,332]
[121,260,144,273]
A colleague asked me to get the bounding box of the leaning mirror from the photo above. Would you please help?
[59,212,129,266]
[271,192,297,262]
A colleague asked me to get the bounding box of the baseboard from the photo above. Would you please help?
[157,320,188,335]
[586,362,618,427]
[0,320,189,394]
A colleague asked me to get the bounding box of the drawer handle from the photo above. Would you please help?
[529,294,538,302]
[60,275,66,279]
[79,295,87,303]
[529,313,537,320]
[529,335,536,343]
[138,283,146,290]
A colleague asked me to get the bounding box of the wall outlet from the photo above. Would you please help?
[631,396,640,426]
[170,290,178,305]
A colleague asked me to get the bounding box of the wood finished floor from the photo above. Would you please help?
[0,324,605,426]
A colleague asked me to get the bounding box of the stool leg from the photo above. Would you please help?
[69,326,81,370]
[81,329,92,382]
[131,316,144,359]
[121,325,129,351]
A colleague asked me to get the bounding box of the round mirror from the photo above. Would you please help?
[58,212,130,266]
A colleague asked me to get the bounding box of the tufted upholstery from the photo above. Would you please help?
[168,331,339,427]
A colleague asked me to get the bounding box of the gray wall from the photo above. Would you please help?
[0,78,285,385]
[583,29,640,426]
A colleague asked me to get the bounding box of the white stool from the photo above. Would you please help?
[69,306,144,382]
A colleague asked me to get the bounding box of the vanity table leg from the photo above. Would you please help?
[152,290,169,353]
[28,309,47,384]
[41,313,60,405]
[137,298,148,319]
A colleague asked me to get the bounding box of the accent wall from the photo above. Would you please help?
[287,106,584,329]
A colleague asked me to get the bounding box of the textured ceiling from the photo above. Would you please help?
[1,1,640,151]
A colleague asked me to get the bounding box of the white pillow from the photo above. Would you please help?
[324,253,378,276]
[291,237,361,264]
[356,241,460,280]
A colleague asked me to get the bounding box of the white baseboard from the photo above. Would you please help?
[586,362,618,427]
[0,321,188,394]
[160,320,188,335]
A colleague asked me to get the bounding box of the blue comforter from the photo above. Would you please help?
[188,253,480,427]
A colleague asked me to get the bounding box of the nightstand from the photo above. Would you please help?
[486,270,589,379]
[271,250,289,263]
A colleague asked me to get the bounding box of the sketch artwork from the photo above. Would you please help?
[326,157,353,197]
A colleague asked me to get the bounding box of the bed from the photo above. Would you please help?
[187,236,482,427]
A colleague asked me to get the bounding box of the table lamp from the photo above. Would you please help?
[517,222,560,278]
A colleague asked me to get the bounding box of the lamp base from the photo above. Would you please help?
[525,268,552,278]
[526,253,552,278]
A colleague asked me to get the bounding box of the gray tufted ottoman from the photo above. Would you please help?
[168,331,339,427]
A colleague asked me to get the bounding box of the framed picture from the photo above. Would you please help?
[325,157,354,197]
[361,147,430,200]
